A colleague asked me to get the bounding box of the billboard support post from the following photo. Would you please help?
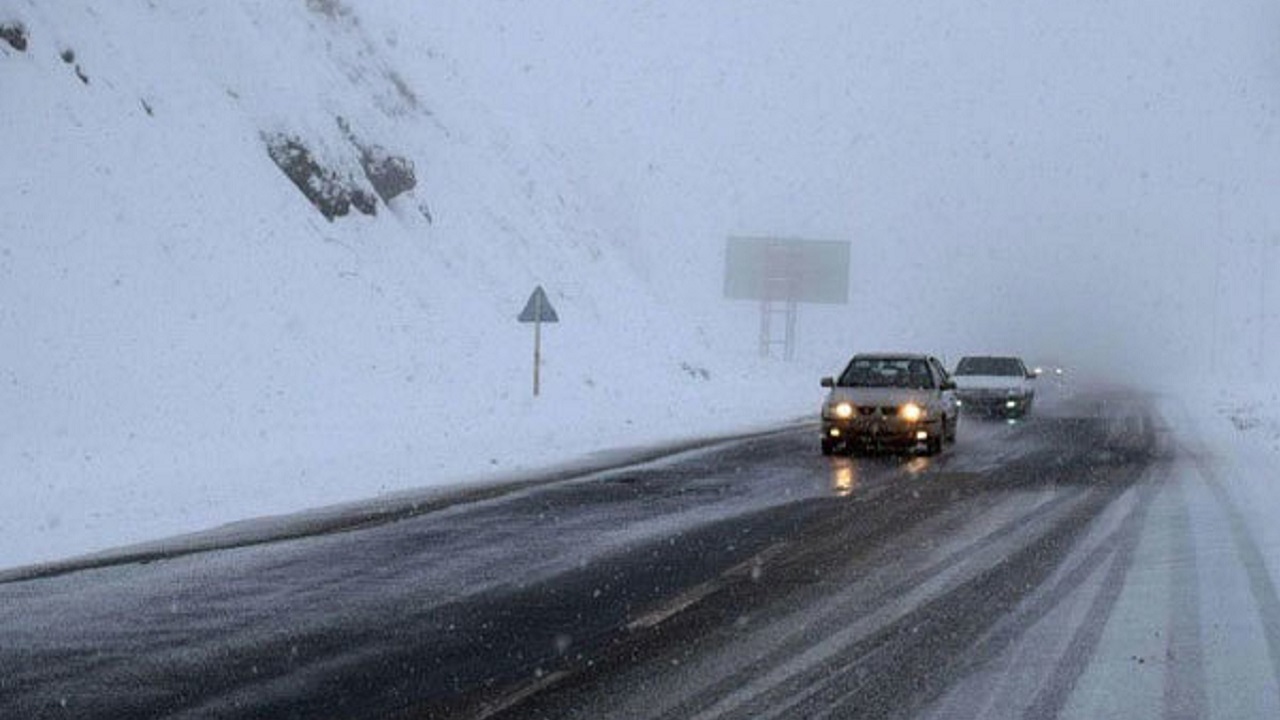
[724,237,850,359]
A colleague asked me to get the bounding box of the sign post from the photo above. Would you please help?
[518,285,559,396]
[723,237,851,359]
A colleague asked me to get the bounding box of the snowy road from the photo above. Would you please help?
[3,387,1277,719]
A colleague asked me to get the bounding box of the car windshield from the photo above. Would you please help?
[838,358,934,389]
[954,357,1025,377]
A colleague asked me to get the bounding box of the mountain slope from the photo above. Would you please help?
[0,0,813,569]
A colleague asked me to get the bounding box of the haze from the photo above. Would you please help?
[420,0,1280,381]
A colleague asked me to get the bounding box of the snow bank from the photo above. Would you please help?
[0,0,825,569]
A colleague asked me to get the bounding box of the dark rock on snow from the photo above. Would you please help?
[1,22,27,52]
[264,134,377,221]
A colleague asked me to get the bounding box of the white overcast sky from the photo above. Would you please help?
[404,0,1280,377]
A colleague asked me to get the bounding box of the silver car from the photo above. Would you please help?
[952,355,1037,419]
[820,353,959,456]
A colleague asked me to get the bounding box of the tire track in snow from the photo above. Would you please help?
[1017,475,1158,720]
[1186,447,1280,702]
[1167,394,1280,705]
[1162,471,1208,720]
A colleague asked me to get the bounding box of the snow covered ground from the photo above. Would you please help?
[5,0,1278,586]
[901,384,1280,720]
[0,1,837,570]
[1184,383,1280,577]
[1187,382,1280,596]
[1062,388,1280,719]
[1212,388,1280,453]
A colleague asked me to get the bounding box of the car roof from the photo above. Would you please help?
[851,352,932,361]
[957,355,1025,361]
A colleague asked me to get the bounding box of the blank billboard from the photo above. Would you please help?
[723,237,850,304]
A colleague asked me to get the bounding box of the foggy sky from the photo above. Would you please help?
[419,0,1280,381]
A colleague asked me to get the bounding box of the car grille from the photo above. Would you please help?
[958,389,1006,399]
[858,406,900,417]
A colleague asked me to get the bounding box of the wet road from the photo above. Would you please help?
[0,389,1182,718]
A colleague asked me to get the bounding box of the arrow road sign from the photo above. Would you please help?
[518,286,558,396]
[518,286,559,323]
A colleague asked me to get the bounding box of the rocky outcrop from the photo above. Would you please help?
[336,117,417,205]
[1,22,27,52]
[264,133,377,222]
[359,146,416,205]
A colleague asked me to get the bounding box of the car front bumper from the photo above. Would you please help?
[822,416,938,447]
[956,393,1032,417]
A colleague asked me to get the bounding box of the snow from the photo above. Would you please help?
[0,0,822,570]
[914,383,1280,719]
[4,0,1280,582]
[1183,383,1280,584]
[1055,389,1280,720]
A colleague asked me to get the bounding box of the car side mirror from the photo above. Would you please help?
[941,380,957,391]
[820,376,835,388]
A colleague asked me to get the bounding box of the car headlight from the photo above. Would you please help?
[900,402,924,422]
[832,402,854,419]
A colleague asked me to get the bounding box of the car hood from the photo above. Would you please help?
[954,375,1028,391]
[826,387,936,406]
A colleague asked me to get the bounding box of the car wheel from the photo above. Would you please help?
[821,438,837,456]
[945,416,958,443]
[924,425,943,455]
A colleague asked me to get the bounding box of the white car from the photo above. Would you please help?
[952,356,1036,418]
[820,353,959,456]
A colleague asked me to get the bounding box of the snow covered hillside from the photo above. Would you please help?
[0,1,816,569]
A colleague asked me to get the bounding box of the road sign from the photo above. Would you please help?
[518,286,559,323]
[518,286,558,396]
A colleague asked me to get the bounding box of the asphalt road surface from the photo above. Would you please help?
[0,387,1214,719]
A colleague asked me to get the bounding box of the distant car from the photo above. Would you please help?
[820,353,959,456]
[952,355,1036,418]
[1031,363,1068,381]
